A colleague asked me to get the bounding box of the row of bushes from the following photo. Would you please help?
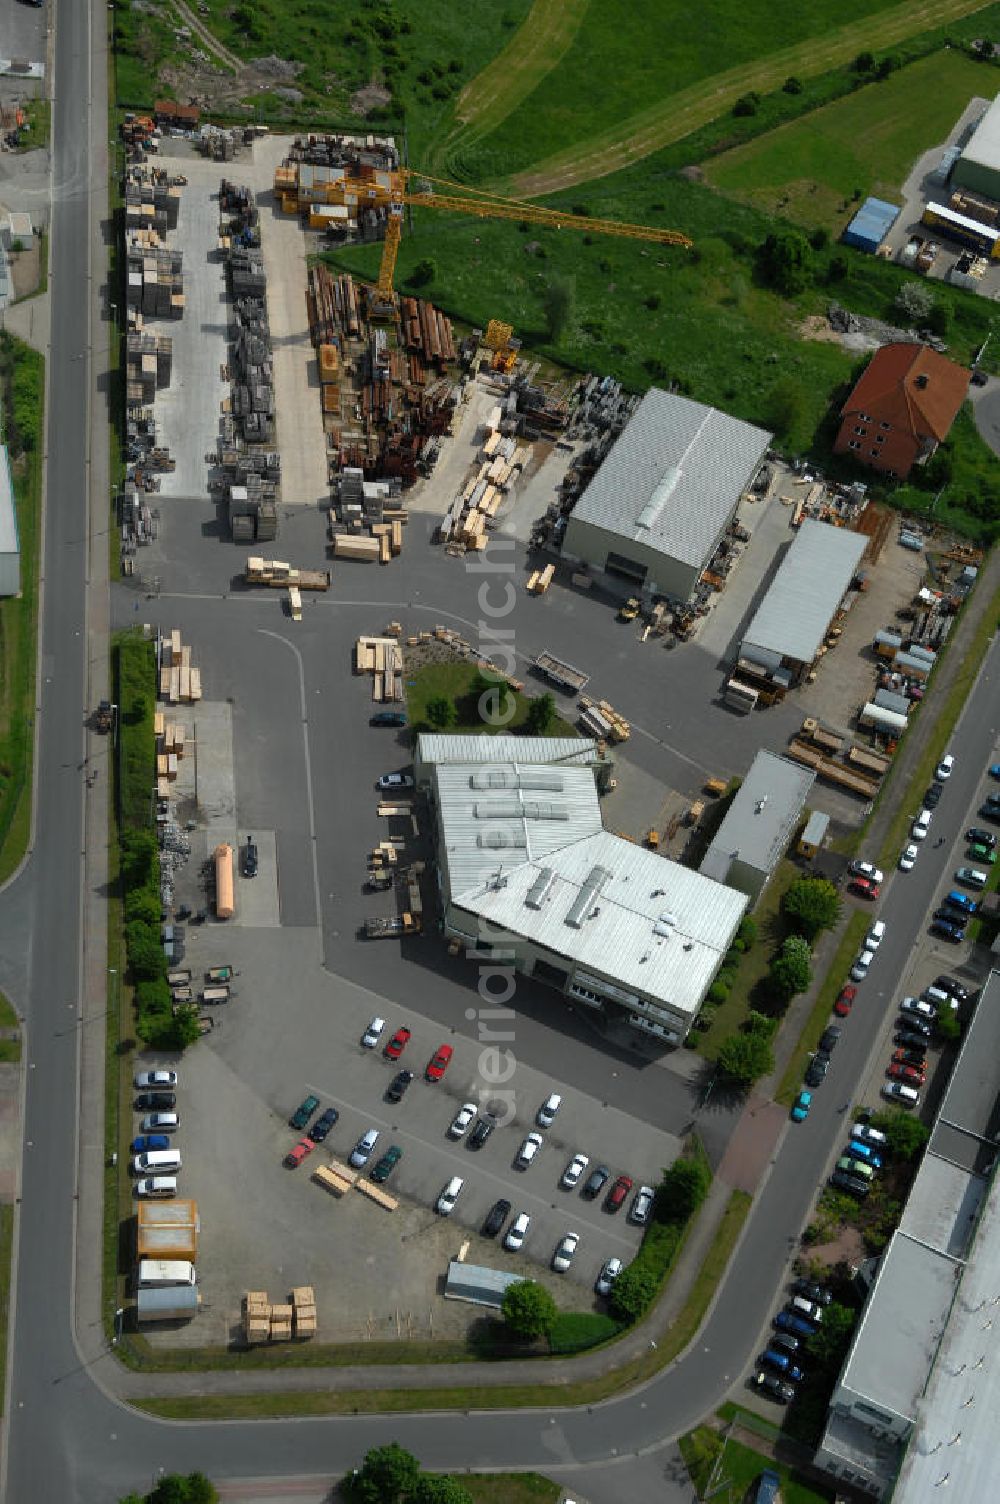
[608,1148,711,1323]
[706,914,759,1003]
[116,633,198,1051]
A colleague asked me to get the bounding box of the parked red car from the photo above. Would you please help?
[849,877,880,900]
[605,1174,633,1213]
[384,1027,411,1060]
[887,1062,926,1087]
[284,1138,314,1169]
[425,1044,454,1082]
[834,985,857,1018]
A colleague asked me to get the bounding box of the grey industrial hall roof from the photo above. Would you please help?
[958,92,1000,174]
[700,751,814,883]
[742,519,867,665]
[569,387,771,568]
[417,734,602,770]
[0,448,17,556]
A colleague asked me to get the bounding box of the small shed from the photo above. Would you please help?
[444,1261,526,1309]
[797,810,830,860]
[843,197,900,253]
[0,447,19,597]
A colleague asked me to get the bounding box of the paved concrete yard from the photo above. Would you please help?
[142,923,677,1346]
[152,154,230,499]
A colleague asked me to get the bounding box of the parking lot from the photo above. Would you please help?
[120,132,976,1349]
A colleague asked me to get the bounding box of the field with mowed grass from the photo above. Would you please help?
[443,0,944,184]
[704,48,996,228]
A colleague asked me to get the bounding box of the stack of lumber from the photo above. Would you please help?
[312,1160,357,1196]
[354,635,405,702]
[578,695,630,743]
[527,564,555,594]
[270,1302,293,1342]
[291,1285,317,1338]
[158,629,203,706]
[154,712,187,784]
[243,1291,271,1344]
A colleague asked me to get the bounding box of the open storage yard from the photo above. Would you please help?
[112,118,990,1361]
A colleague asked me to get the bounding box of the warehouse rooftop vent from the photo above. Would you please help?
[636,466,682,531]
[474,800,520,819]
[915,373,929,389]
[478,831,527,850]
[653,911,679,937]
[521,801,569,822]
[471,769,517,790]
[565,865,612,929]
[515,771,564,792]
[525,867,555,910]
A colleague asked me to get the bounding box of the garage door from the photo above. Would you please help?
[605,550,648,583]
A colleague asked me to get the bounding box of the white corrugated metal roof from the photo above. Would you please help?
[701,751,814,881]
[0,447,17,556]
[417,734,601,768]
[958,92,1000,174]
[569,388,771,568]
[742,519,867,665]
[450,827,746,1019]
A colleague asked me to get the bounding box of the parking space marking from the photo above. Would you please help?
[303,1081,642,1254]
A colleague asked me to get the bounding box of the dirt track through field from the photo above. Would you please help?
[508,0,993,198]
[169,0,242,73]
[441,0,589,162]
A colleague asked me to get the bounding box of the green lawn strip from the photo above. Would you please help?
[693,867,793,1060]
[0,986,22,1063]
[506,0,991,195]
[405,660,576,736]
[119,1337,473,1372]
[129,1179,747,1407]
[102,823,129,1346]
[874,577,1000,874]
[19,100,50,152]
[0,338,43,884]
[0,1203,12,1415]
[458,1477,559,1504]
[680,1419,833,1503]
[704,49,993,229]
[775,912,869,1105]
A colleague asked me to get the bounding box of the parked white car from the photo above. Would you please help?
[867,920,886,950]
[561,1152,589,1189]
[912,809,932,841]
[848,859,885,884]
[551,1233,579,1272]
[851,949,876,982]
[899,844,918,871]
[935,753,955,781]
[536,1092,562,1128]
[133,1070,178,1089]
[504,1212,530,1251]
[448,1103,477,1139]
[436,1176,465,1215]
[361,1016,385,1048]
[515,1131,543,1168]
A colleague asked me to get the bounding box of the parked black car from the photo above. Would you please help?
[134,1092,176,1111]
[482,1198,511,1237]
[581,1165,611,1201]
[935,974,974,1003]
[831,1169,870,1198]
[386,1070,414,1103]
[818,1026,842,1055]
[308,1107,339,1143]
[805,1053,830,1087]
[467,1119,494,1150]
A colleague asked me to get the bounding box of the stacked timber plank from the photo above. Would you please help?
[243,1288,317,1344]
[154,711,188,784]
[245,557,330,590]
[578,695,630,743]
[354,635,404,702]
[290,1285,317,1338]
[158,630,203,708]
[439,412,530,551]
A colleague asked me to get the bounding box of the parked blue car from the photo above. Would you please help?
[761,1348,805,1382]
[847,1140,883,1168]
[945,890,978,915]
[131,1134,170,1153]
[774,1310,815,1340]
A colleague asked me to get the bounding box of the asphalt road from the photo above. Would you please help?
[2,4,1000,1499]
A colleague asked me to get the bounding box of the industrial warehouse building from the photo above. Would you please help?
[741,520,867,687]
[417,735,747,1044]
[0,446,20,597]
[951,92,1000,200]
[700,751,815,903]
[814,971,1000,1500]
[562,388,771,603]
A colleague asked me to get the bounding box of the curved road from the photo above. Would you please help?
[2,3,1000,1499]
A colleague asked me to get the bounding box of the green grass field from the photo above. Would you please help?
[705,49,996,228]
[679,1425,833,1503]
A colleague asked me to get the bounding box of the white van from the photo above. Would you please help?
[882,1082,920,1108]
[136,1176,177,1199]
[912,809,932,841]
[132,1149,181,1176]
[138,1259,196,1288]
[140,1112,178,1133]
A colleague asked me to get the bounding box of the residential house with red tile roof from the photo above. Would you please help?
[833,343,970,479]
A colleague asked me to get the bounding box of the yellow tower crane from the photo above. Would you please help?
[374,168,692,303]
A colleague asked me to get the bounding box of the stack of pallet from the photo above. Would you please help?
[578,695,630,743]
[354,635,404,702]
[154,711,187,792]
[270,1302,294,1342]
[291,1285,316,1339]
[158,629,203,707]
[243,1291,271,1344]
[527,564,555,594]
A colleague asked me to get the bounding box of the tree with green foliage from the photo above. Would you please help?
[783,877,841,941]
[349,1443,421,1504]
[896,281,934,324]
[935,1001,961,1041]
[805,1301,857,1373]
[767,936,812,1004]
[125,888,161,925]
[525,693,557,735]
[121,827,158,888]
[762,377,804,443]
[745,1009,778,1040]
[125,922,167,981]
[119,1474,218,1504]
[501,1279,557,1340]
[783,76,803,94]
[411,1475,474,1504]
[854,50,875,71]
[733,92,760,116]
[610,1264,659,1322]
[757,227,813,294]
[425,696,456,730]
[410,258,436,288]
[926,303,949,337]
[871,1109,930,1161]
[541,275,575,341]
[737,916,757,947]
[716,1029,774,1088]
[657,1157,709,1223]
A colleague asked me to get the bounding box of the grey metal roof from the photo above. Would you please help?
[0,447,17,557]
[700,751,814,882]
[742,519,867,665]
[444,1262,525,1308]
[449,825,746,1020]
[958,91,1000,173]
[569,388,771,569]
[417,734,601,770]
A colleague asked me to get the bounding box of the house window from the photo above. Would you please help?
[880,420,891,430]
[854,425,868,436]
[874,433,885,444]
[870,449,881,458]
[848,440,861,450]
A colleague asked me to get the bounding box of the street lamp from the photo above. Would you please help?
[113,1307,124,1344]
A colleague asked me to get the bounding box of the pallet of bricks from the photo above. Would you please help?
[354,634,404,702]
[153,710,187,800]
[158,629,202,714]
